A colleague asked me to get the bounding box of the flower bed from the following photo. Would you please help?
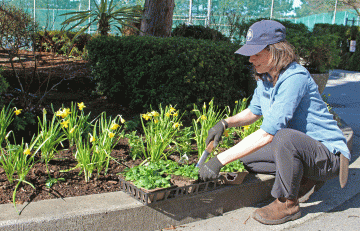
[0,98,259,214]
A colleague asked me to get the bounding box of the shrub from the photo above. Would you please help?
[301,34,341,73]
[313,23,360,72]
[172,24,230,42]
[33,30,92,56]
[0,3,37,52]
[86,35,249,112]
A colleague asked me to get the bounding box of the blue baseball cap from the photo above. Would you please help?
[235,20,286,56]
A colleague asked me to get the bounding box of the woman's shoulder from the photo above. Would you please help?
[286,62,310,76]
[278,62,310,86]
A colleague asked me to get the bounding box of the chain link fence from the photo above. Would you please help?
[2,0,360,35]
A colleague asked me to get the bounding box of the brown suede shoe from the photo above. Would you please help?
[298,178,325,203]
[252,198,301,225]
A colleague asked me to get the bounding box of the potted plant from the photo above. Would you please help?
[300,34,341,94]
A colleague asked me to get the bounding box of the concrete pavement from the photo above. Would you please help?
[167,69,360,231]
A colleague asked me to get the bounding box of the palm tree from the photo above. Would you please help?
[61,0,142,37]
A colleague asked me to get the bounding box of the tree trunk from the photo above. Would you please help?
[140,0,175,37]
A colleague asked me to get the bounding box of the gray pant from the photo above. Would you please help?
[240,128,340,199]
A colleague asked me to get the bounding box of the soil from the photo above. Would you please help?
[0,50,231,206]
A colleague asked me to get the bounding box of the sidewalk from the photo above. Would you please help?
[168,69,360,231]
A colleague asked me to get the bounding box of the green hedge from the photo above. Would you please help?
[313,23,360,71]
[86,35,250,112]
[172,24,231,42]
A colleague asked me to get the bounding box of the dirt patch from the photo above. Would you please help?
[0,50,143,205]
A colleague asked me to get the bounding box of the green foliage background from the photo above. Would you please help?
[86,35,250,112]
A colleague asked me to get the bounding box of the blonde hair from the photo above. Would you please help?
[254,40,298,84]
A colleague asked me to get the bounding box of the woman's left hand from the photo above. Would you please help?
[199,156,224,181]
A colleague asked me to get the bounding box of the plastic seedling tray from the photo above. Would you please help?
[219,170,249,185]
[119,177,223,205]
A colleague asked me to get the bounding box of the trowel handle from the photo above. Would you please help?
[196,141,214,168]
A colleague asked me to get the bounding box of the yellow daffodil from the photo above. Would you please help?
[56,108,71,118]
[165,112,170,117]
[14,108,22,115]
[169,107,176,112]
[55,109,63,117]
[172,111,179,117]
[243,125,250,130]
[90,134,96,143]
[69,128,75,134]
[142,113,151,121]
[77,102,86,111]
[235,101,238,104]
[154,119,159,124]
[151,111,159,117]
[110,123,120,130]
[121,118,125,124]
[64,108,71,117]
[173,122,180,129]
[109,132,115,138]
[61,120,70,128]
[23,148,31,155]
[201,115,207,120]
[242,98,247,102]
[203,103,206,109]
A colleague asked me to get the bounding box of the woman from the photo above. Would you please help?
[199,20,351,225]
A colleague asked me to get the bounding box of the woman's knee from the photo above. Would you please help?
[272,128,298,147]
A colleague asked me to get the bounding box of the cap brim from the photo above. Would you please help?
[235,44,267,56]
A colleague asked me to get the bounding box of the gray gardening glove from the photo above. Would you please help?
[205,119,228,148]
[199,156,224,181]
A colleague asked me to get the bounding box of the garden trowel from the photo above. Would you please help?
[196,140,214,168]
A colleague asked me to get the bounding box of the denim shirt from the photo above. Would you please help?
[248,62,351,160]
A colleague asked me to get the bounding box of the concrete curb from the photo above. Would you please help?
[0,119,353,231]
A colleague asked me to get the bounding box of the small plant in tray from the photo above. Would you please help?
[121,160,199,190]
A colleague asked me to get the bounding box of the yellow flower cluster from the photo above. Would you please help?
[56,108,71,118]
[167,107,178,117]
[142,107,179,122]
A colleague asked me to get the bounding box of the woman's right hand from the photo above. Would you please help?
[205,119,228,148]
